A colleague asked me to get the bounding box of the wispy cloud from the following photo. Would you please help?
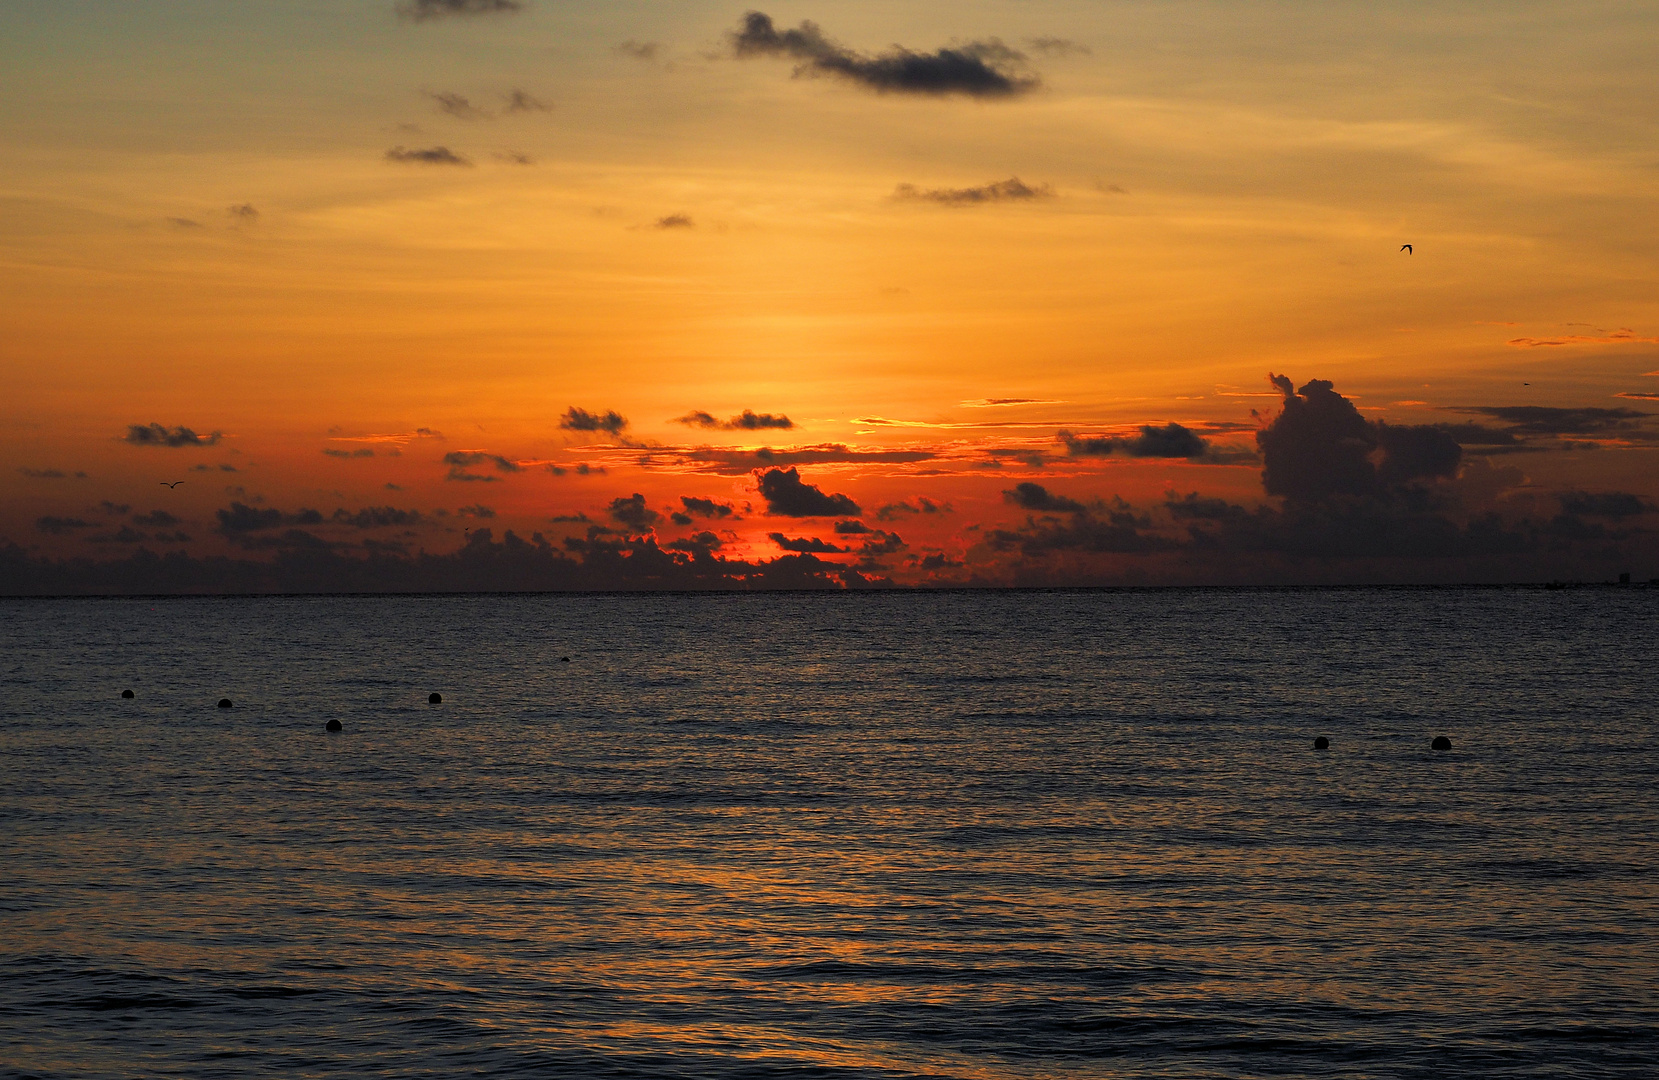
[1507,329,1659,348]
[893,177,1052,205]
[397,0,523,22]
[385,145,471,166]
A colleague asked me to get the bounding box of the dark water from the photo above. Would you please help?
[1,589,1656,1078]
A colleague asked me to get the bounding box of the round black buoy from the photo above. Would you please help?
[1432,735,1452,751]
[325,719,343,732]
[121,689,134,699]
[560,656,570,662]
[428,692,442,704]
[1313,736,1329,750]
[218,698,233,709]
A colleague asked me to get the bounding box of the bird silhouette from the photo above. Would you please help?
[1400,244,1412,253]
[160,481,184,488]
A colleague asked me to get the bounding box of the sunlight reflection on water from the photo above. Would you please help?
[1,589,1656,1077]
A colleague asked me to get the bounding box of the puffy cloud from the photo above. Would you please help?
[730,12,1039,98]
[559,407,628,436]
[833,519,871,534]
[1061,422,1210,459]
[1003,482,1084,513]
[1259,376,1460,501]
[124,423,220,448]
[768,532,845,553]
[457,504,495,518]
[679,496,736,519]
[608,493,660,532]
[654,214,694,229]
[757,467,860,516]
[675,409,795,430]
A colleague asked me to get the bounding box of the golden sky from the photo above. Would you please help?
[4,1,1658,589]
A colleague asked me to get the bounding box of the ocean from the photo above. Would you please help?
[1,588,1655,1078]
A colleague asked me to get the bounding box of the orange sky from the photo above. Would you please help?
[4,1,1658,589]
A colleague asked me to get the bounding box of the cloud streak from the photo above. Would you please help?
[398,0,523,21]
[893,177,1053,205]
[675,409,795,431]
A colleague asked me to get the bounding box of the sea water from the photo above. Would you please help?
[1,588,1655,1078]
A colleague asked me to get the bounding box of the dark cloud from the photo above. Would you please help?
[769,532,845,553]
[124,423,221,448]
[20,468,85,480]
[665,531,723,556]
[893,177,1052,205]
[216,502,322,536]
[443,450,522,473]
[1060,422,1210,459]
[89,527,147,545]
[333,506,424,529]
[1004,482,1085,513]
[1027,37,1090,56]
[133,510,180,527]
[1557,491,1655,518]
[655,214,694,229]
[36,517,94,535]
[504,89,549,113]
[731,12,1038,98]
[397,0,523,21]
[874,497,949,521]
[429,91,486,119]
[227,204,258,221]
[990,499,1173,556]
[615,40,660,60]
[560,407,628,436]
[1260,376,1460,501]
[1449,405,1651,437]
[98,501,131,516]
[457,504,495,518]
[833,519,871,534]
[859,530,905,554]
[191,463,239,472]
[679,496,736,519]
[323,447,376,458]
[385,146,472,166]
[167,217,203,229]
[917,552,964,570]
[758,467,861,517]
[608,493,661,532]
[675,408,795,430]
[665,445,934,476]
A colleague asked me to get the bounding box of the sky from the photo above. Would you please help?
[4,0,1659,591]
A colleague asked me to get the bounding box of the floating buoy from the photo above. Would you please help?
[1432,735,1452,751]
[218,698,233,709]
[1313,736,1329,750]
[121,689,134,699]
[428,692,442,704]
[325,719,342,732]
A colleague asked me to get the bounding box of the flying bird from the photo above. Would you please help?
[1400,244,1412,254]
[160,480,184,488]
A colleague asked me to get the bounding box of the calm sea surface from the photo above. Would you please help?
[1,589,1656,1078]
